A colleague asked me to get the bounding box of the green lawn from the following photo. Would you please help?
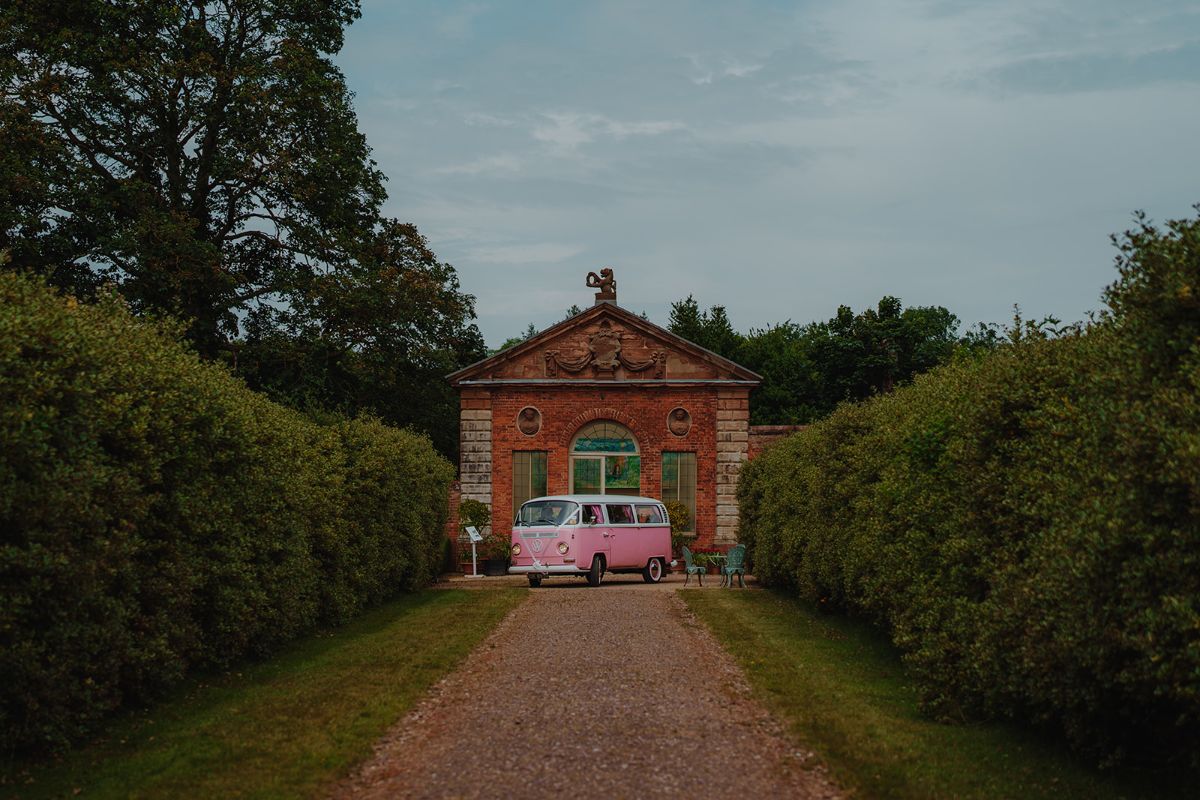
[2,588,525,800]
[683,589,1193,800]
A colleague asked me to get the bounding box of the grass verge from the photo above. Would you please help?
[2,588,525,799]
[683,589,1193,800]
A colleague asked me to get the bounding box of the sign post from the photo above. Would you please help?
[465,525,483,578]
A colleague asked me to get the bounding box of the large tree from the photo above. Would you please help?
[1,0,385,354]
[1,1,483,456]
[235,221,485,457]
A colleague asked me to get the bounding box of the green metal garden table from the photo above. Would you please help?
[707,554,729,585]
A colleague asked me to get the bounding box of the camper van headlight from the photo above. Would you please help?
[557,541,569,555]
[511,543,521,557]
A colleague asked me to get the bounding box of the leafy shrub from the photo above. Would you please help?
[458,498,506,561]
[663,499,693,554]
[689,547,722,568]
[738,210,1200,764]
[0,273,453,753]
[458,498,491,541]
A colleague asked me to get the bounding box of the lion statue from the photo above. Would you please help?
[585,267,616,292]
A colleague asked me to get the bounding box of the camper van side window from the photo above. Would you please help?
[605,504,635,525]
[635,504,664,524]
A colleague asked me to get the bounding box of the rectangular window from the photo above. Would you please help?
[661,452,697,532]
[512,451,548,519]
[635,504,665,524]
[605,504,635,525]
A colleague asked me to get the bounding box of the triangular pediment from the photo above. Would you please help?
[448,303,761,385]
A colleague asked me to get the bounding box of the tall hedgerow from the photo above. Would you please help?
[738,209,1200,764]
[0,272,453,753]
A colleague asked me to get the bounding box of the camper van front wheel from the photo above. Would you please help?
[587,555,604,587]
[528,575,543,588]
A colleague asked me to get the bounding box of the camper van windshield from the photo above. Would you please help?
[516,500,580,527]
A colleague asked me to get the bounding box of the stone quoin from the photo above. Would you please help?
[448,270,797,561]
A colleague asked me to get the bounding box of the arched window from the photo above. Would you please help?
[572,421,638,454]
[570,421,640,495]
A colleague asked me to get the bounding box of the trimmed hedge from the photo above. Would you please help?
[738,211,1200,764]
[0,273,454,753]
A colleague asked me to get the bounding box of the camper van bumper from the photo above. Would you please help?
[508,565,586,575]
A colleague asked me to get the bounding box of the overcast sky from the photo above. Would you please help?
[336,0,1200,348]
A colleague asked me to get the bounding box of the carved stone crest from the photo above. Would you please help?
[668,407,691,437]
[542,319,668,379]
[589,320,621,374]
[517,406,541,436]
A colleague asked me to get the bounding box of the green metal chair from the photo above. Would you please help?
[721,544,747,588]
[681,545,706,586]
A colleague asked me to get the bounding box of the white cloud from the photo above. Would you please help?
[687,54,714,85]
[606,119,686,137]
[723,59,764,78]
[434,153,522,176]
[431,79,467,94]
[532,112,686,151]
[687,54,765,85]
[463,111,516,127]
[532,113,596,150]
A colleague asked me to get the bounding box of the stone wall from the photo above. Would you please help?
[459,388,493,523]
[715,389,751,545]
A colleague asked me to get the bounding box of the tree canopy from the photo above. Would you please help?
[1,0,482,456]
[493,322,539,354]
[667,295,742,360]
[668,294,987,425]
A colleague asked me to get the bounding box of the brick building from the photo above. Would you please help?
[447,275,769,550]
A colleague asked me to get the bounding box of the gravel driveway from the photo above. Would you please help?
[332,576,842,799]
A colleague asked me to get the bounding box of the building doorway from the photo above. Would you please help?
[570,420,640,495]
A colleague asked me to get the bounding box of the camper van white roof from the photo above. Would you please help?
[522,494,663,505]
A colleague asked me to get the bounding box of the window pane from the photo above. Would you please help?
[532,452,547,497]
[604,454,640,491]
[513,451,547,519]
[572,457,601,494]
[635,504,664,524]
[606,504,634,524]
[662,452,696,532]
[662,454,678,486]
[572,421,637,453]
[517,500,577,526]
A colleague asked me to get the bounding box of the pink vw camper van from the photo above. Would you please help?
[508,495,671,587]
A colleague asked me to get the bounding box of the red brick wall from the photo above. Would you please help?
[477,384,748,549]
[748,424,808,459]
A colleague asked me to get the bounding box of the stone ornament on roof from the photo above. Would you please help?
[586,267,617,305]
